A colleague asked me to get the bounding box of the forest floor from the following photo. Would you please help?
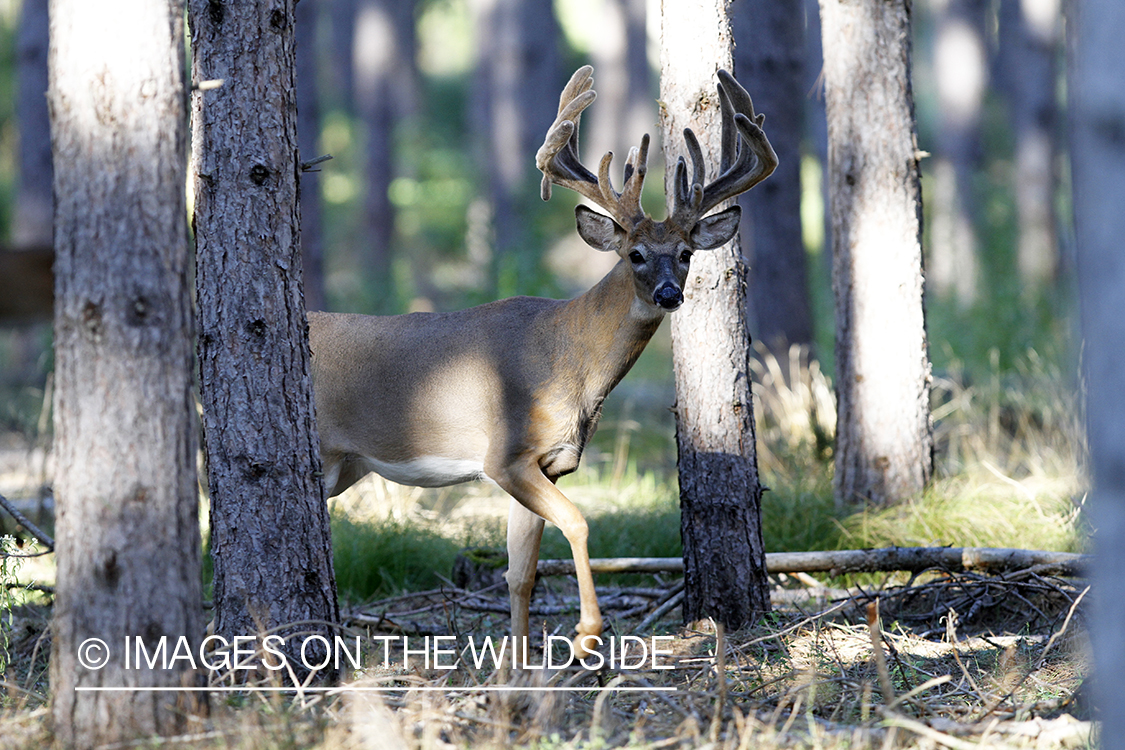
[1,560,1094,749]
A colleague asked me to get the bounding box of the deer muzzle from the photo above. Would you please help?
[653,282,684,311]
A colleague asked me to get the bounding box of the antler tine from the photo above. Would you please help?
[537,66,648,228]
[697,70,777,216]
[669,69,778,229]
[619,133,650,222]
[670,129,706,228]
[718,75,738,175]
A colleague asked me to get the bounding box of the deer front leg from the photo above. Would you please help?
[505,497,544,668]
[494,460,603,661]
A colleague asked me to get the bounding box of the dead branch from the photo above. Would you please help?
[0,492,54,551]
[536,547,1088,578]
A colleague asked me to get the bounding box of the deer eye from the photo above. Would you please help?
[679,250,693,264]
[628,250,645,265]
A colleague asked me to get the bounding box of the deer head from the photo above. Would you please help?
[536,66,778,312]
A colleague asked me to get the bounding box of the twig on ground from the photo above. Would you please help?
[634,581,685,633]
[867,601,896,706]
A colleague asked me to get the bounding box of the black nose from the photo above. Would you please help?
[653,284,683,310]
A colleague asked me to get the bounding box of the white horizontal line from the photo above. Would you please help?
[75,685,677,693]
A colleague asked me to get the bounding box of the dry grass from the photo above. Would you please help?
[0,563,1093,749]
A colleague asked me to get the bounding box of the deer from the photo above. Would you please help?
[307,65,776,664]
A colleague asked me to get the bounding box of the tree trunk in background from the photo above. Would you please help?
[296,0,327,312]
[1070,0,1125,743]
[189,0,340,678]
[587,0,653,177]
[998,0,1061,288]
[470,0,561,292]
[928,0,987,306]
[355,0,416,311]
[731,0,814,357]
[820,0,933,507]
[660,0,771,630]
[48,0,204,743]
[16,0,52,248]
[9,0,54,384]
[805,0,832,272]
[328,0,357,114]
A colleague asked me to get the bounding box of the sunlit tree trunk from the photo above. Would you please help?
[1070,0,1125,742]
[927,0,986,306]
[732,0,814,356]
[820,0,934,507]
[48,0,205,743]
[660,0,770,630]
[189,0,340,678]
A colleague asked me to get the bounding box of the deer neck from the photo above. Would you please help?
[553,260,665,400]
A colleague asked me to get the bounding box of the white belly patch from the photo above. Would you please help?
[363,455,487,488]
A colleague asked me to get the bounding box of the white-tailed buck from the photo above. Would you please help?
[309,66,775,662]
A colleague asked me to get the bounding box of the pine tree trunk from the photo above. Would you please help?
[820,0,934,507]
[732,0,815,356]
[189,0,340,678]
[660,0,770,630]
[1069,0,1125,742]
[48,0,205,743]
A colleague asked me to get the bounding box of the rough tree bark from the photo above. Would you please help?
[660,0,771,630]
[48,0,204,744]
[1069,0,1125,742]
[820,0,934,508]
[189,0,340,678]
[731,0,815,356]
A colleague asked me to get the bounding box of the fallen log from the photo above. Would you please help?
[535,547,1089,578]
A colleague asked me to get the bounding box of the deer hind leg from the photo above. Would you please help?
[505,497,544,668]
[494,460,603,660]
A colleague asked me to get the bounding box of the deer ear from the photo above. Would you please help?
[575,205,626,253]
[690,205,742,250]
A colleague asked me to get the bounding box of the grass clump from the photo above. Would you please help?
[839,483,1086,552]
[330,511,468,602]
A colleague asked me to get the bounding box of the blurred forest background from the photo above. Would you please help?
[0,0,1086,599]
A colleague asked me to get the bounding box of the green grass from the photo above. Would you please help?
[330,512,482,602]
